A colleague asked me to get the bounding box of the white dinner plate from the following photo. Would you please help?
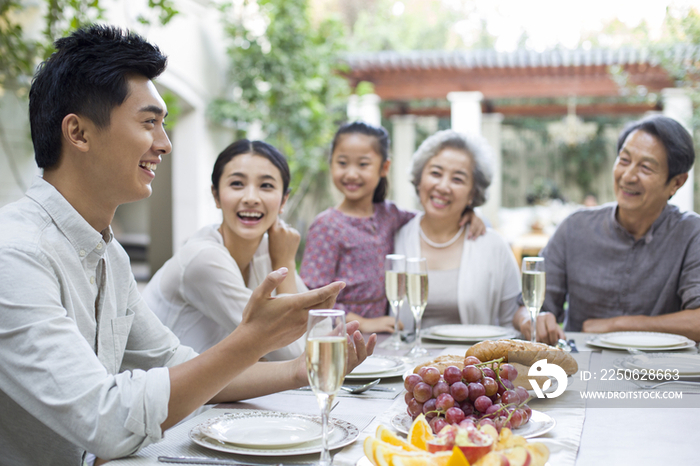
[429,325,513,339]
[599,332,689,349]
[190,411,359,456]
[346,356,408,380]
[423,325,517,343]
[390,409,555,439]
[616,353,700,377]
[200,412,322,447]
[586,332,696,352]
[350,355,404,376]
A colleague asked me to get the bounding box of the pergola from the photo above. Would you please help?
[344,48,675,117]
[341,47,692,221]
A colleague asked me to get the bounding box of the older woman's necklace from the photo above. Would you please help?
[419,224,465,249]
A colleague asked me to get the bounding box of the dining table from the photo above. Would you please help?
[108,331,700,466]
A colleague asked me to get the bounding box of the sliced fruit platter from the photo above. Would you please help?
[363,414,549,466]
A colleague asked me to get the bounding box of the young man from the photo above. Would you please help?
[0,25,375,465]
[516,115,700,344]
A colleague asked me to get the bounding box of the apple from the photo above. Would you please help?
[478,452,510,466]
[504,446,532,466]
[458,441,495,464]
[479,423,500,443]
[525,443,550,466]
[456,427,495,463]
[426,440,451,453]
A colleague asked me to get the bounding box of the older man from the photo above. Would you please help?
[515,115,700,344]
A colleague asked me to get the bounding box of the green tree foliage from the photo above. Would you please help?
[210,0,350,204]
[658,6,700,124]
[0,0,177,95]
[319,0,493,52]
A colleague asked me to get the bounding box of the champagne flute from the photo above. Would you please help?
[306,310,347,466]
[521,257,546,343]
[406,257,429,358]
[384,254,406,350]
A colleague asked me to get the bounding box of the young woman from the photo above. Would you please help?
[143,139,307,360]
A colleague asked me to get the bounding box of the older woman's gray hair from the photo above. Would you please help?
[410,129,494,208]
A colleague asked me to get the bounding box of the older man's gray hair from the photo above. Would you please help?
[410,129,494,208]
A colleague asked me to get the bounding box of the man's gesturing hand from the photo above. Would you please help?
[239,268,345,355]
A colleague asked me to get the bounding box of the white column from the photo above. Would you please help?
[481,113,504,228]
[170,107,222,250]
[390,115,417,211]
[347,93,381,127]
[447,91,483,135]
[662,88,694,213]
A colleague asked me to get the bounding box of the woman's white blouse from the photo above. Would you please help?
[142,224,306,360]
[394,213,521,328]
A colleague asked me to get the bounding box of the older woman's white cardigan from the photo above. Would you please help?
[394,213,521,328]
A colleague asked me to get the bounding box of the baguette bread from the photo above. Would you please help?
[465,339,578,375]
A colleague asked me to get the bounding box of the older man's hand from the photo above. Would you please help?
[518,311,565,346]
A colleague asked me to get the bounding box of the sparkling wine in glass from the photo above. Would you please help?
[306,310,347,466]
[521,257,546,343]
[384,254,406,349]
[406,257,429,358]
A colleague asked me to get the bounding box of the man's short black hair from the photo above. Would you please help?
[617,115,695,182]
[29,24,168,169]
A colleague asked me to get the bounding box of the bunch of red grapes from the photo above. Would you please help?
[404,356,533,434]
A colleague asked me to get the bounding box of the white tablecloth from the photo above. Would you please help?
[107,332,699,465]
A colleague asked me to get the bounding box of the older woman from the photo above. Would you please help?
[394,130,522,328]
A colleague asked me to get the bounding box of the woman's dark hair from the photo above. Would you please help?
[211,139,291,196]
[330,121,390,203]
[29,24,168,169]
[617,115,695,182]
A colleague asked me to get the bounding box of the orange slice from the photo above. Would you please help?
[392,451,453,466]
[364,436,378,465]
[377,425,423,452]
[446,446,470,466]
[407,414,434,451]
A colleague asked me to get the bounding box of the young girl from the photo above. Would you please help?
[143,139,307,360]
[301,122,484,334]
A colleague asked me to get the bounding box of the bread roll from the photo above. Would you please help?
[465,339,578,375]
[413,355,465,374]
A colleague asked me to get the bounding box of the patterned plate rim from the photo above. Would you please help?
[390,409,555,439]
[189,410,359,456]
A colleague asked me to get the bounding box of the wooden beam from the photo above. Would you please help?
[382,101,660,118]
[348,64,674,100]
